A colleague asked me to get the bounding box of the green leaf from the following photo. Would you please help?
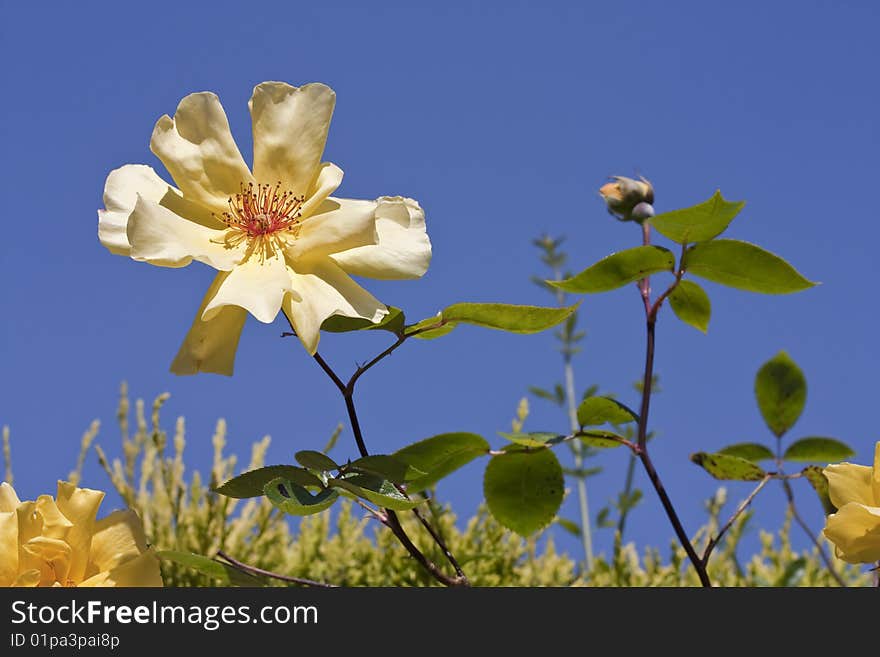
[576,396,638,427]
[718,443,776,462]
[650,190,746,243]
[393,432,490,491]
[406,302,578,339]
[264,478,340,516]
[684,240,816,294]
[346,455,427,483]
[801,465,836,514]
[690,452,767,481]
[668,280,711,333]
[321,307,405,335]
[322,423,343,455]
[157,551,263,586]
[330,474,423,511]
[773,558,807,587]
[214,465,323,498]
[783,437,855,463]
[484,448,564,536]
[755,351,807,437]
[549,246,675,293]
[294,450,339,472]
[555,518,582,536]
[498,431,562,447]
[578,430,629,449]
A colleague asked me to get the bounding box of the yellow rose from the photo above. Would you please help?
[822,442,880,564]
[0,481,162,587]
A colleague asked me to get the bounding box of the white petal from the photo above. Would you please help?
[286,197,378,263]
[250,82,336,196]
[283,260,387,354]
[331,196,431,279]
[127,196,244,270]
[299,162,344,218]
[203,254,292,324]
[151,92,254,211]
[171,272,248,376]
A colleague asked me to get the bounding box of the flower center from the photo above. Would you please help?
[216,182,305,261]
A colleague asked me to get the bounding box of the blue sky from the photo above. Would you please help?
[1,0,878,569]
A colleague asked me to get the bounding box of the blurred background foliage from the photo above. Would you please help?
[1,386,867,586]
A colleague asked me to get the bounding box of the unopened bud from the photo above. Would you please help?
[599,176,654,221]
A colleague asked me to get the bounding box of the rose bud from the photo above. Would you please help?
[599,176,654,221]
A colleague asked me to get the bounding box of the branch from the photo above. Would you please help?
[701,474,772,565]
[216,551,338,588]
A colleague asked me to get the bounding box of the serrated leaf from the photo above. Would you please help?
[330,474,424,511]
[556,518,582,536]
[578,430,629,449]
[718,443,776,462]
[577,396,638,427]
[484,448,564,536]
[690,452,767,481]
[346,455,427,483]
[264,477,340,516]
[406,302,578,339]
[549,246,675,293]
[157,551,263,586]
[321,307,405,335]
[498,431,562,447]
[668,280,711,333]
[801,465,836,514]
[393,432,489,491]
[294,450,339,472]
[755,351,806,437]
[684,240,816,294]
[784,437,855,463]
[650,190,745,243]
[214,465,323,498]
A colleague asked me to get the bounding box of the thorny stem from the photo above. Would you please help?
[634,221,712,587]
[216,550,338,588]
[701,474,772,565]
[298,320,468,587]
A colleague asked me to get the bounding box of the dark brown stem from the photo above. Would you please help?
[412,505,467,580]
[216,551,338,588]
[304,324,468,587]
[701,474,772,565]
[634,221,712,587]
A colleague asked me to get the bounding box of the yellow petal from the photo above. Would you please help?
[16,501,44,574]
[55,482,105,584]
[250,81,336,197]
[823,503,880,564]
[80,551,163,588]
[872,441,880,503]
[151,92,254,211]
[34,495,73,539]
[284,260,387,354]
[170,272,248,376]
[22,537,72,586]
[286,197,378,263]
[0,510,18,586]
[127,196,244,270]
[13,569,41,587]
[0,482,20,512]
[824,462,874,508]
[203,253,292,324]
[331,196,432,280]
[98,164,224,257]
[88,509,148,573]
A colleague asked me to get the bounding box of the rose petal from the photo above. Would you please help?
[203,253,292,324]
[823,503,880,564]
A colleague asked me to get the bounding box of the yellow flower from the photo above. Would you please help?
[0,481,162,587]
[98,82,431,375]
[822,442,880,564]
